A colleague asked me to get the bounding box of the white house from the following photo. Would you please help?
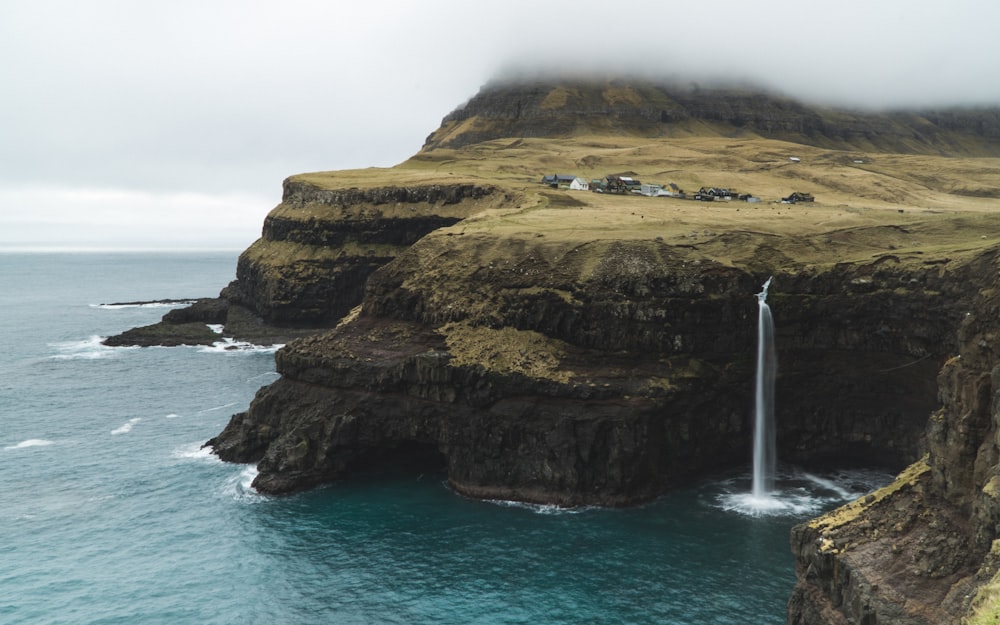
[570,177,590,191]
[641,182,684,197]
[640,183,662,196]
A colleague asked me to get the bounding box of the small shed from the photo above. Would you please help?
[570,177,590,191]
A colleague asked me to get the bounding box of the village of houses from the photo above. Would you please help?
[540,172,814,204]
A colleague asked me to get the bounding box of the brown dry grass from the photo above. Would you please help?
[284,135,1000,269]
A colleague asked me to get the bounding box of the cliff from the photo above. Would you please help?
[209,220,1000,507]
[204,180,1000,620]
[224,178,503,327]
[105,76,1000,623]
[103,175,509,346]
[786,282,1000,624]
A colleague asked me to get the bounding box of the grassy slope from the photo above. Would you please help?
[287,134,1000,271]
[272,134,1000,394]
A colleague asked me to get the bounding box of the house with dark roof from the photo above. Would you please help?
[540,174,578,187]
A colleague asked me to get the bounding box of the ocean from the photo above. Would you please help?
[0,252,889,625]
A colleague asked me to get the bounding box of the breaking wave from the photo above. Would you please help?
[172,442,218,461]
[221,466,265,503]
[49,336,128,360]
[111,418,141,435]
[4,439,55,451]
[197,338,283,354]
[92,301,196,310]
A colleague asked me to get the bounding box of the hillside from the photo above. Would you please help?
[424,78,1000,157]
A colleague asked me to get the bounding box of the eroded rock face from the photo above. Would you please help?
[104,181,504,347]
[208,230,992,507]
[223,180,500,327]
[788,259,1000,625]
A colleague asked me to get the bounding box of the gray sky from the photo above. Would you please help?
[2,0,998,250]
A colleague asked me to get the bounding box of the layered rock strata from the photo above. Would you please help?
[788,277,1000,625]
[223,179,500,328]
[209,228,993,507]
[103,180,503,346]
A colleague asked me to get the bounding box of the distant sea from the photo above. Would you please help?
[0,252,890,625]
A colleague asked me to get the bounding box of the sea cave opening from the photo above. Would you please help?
[346,439,449,478]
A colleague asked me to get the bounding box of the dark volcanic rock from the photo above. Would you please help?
[787,260,1000,625]
[208,230,995,507]
[209,316,749,505]
[223,179,500,327]
[103,298,227,347]
[102,297,319,347]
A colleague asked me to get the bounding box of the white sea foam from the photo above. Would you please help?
[713,467,893,518]
[49,336,125,360]
[92,301,195,310]
[4,439,55,451]
[196,338,283,354]
[206,324,224,334]
[717,490,827,518]
[111,418,141,435]
[247,371,281,382]
[483,496,589,515]
[172,442,218,461]
[800,472,855,500]
[164,413,182,419]
[221,466,265,503]
[196,402,238,415]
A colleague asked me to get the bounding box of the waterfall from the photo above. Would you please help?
[718,277,877,517]
[752,277,777,498]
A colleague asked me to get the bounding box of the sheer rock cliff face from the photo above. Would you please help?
[209,226,995,508]
[222,179,500,327]
[100,179,504,347]
[787,264,1000,625]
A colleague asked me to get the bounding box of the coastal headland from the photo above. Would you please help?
[110,78,1000,624]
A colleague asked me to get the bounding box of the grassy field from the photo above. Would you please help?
[286,134,1000,270]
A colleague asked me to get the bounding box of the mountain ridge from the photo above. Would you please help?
[423,77,1000,157]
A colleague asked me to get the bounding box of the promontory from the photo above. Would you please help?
[109,77,1000,624]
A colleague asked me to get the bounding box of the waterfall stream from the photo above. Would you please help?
[752,277,777,499]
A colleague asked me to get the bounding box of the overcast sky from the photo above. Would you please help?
[2,0,998,250]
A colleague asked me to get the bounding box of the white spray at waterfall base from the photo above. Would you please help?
[715,277,894,517]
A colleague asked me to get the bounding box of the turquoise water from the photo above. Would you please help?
[0,252,887,624]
